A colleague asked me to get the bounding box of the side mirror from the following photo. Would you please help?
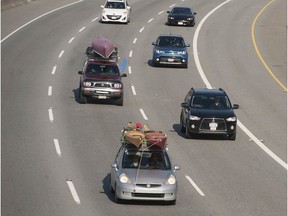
[121,73,127,77]
[152,42,156,46]
[233,104,239,109]
[78,71,83,75]
[194,12,197,15]
[174,165,181,171]
[167,11,170,13]
[111,163,118,169]
[181,102,188,108]
[186,44,190,47]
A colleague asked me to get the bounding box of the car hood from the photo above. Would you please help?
[84,74,121,81]
[154,46,187,52]
[124,169,172,184]
[190,108,236,118]
[103,9,127,15]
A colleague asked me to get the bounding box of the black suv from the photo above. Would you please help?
[78,59,127,106]
[180,88,239,140]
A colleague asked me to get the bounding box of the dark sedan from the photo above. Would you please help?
[167,7,197,26]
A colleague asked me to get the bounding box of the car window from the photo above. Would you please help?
[122,150,171,170]
[191,95,231,109]
[158,36,185,48]
[105,2,125,9]
[86,64,118,75]
[172,8,192,15]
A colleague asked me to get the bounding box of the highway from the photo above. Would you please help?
[1,0,287,215]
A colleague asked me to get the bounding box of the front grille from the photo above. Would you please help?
[94,82,111,87]
[199,118,227,131]
[136,184,162,188]
[159,57,182,63]
[132,193,165,198]
[107,15,121,20]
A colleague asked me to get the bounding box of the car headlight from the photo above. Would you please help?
[187,17,194,20]
[119,173,131,184]
[168,16,174,20]
[83,82,92,87]
[155,49,164,54]
[226,117,237,122]
[177,50,186,54]
[165,174,176,185]
[189,115,201,121]
[113,83,122,88]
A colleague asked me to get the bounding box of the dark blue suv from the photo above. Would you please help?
[152,34,189,68]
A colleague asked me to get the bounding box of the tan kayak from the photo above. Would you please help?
[123,130,145,148]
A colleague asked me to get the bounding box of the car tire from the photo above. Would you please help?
[79,87,87,104]
[114,185,123,204]
[115,95,124,106]
[152,60,158,67]
[228,132,236,141]
[185,121,193,139]
[180,114,185,132]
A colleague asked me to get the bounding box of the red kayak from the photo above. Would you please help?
[86,36,118,60]
[145,131,167,149]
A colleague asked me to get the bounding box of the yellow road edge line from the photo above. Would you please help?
[251,0,287,92]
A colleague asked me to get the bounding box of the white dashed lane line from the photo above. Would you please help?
[139,109,148,120]
[48,107,54,122]
[129,50,133,57]
[48,86,52,96]
[78,26,86,32]
[91,17,99,22]
[185,175,205,197]
[66,179,81,205]
[139,27,144,33]
[131,85,136,95]
[68,37,75,43]
[148,18,154,23]
[53,138,62,157]
[58,50,65,58]
[133,38,137,44]
[51,65,57,75]
[128,66,132,74]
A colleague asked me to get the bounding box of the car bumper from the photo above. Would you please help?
[187,119,237,135]
[153,54,188,66]
[81,87,123,99]
[168,20,195,26]
[115,182,177,201]
[102,14,128,23]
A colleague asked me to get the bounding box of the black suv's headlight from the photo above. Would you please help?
[189,115,201,120]
[226,117,237,122]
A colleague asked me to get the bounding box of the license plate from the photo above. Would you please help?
[167,58,174,62]
[111,16,116,19]
[178,21,183,25]
[209,122,218,131]
[98,95,107,99]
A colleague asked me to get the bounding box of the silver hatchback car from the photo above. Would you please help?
[110,144,180,204]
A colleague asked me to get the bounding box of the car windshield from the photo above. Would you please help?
[105,2,125,9]
[157,36,185,48]
[171,8,192,15]
[86,64,118,76]
[191,95,231,109]
[122,150,171,170]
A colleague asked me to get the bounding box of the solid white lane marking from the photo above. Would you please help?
[53,139,62,157]
[58,50,64,58]
[140,109,148,120]
[66,179,81,204]
[148,18,153,23]
[139,27,144,33]
[129,50,133,58]
[48,108,54,122]
[133,38,137,44]
[193,0,287,170]
[158,11,164,15]
[1,0,84,43]
[185,175,205,196]
[48,86,52,96]
[131,85,136,95]
[79,26,86,32]
[68,37,75,43]
[91,17,99,22]
[51,65,57,75]
[128,66,132,74]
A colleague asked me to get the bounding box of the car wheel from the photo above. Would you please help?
[185,122,193,139]
[79,87,87,104]
[228,132,236,141]
[180,114,185,133]
[115,95,124,106]
[114,185,123,204]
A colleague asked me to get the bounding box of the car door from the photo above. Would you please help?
[110,147,123,187]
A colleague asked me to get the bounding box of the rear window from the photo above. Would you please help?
[191,95,231,109]
[105,2,126,9]
[157,36,185,48]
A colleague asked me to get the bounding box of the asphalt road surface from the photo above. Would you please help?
[2,0,287,215]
